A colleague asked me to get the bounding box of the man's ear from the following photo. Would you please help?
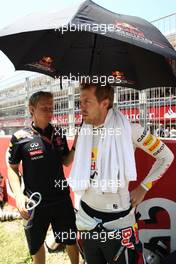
[29,105,34,115]
[102,99,110,109]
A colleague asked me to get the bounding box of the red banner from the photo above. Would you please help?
[1,106,176,128]
[121,105,176,121]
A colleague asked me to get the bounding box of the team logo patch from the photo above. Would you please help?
[121,227,134,249]
[29,150,44,157]
[143,134,154,146]
[148,138,161,152]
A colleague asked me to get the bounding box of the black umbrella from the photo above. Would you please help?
[0,0,176,90]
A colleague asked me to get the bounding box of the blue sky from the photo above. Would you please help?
[0,0,176,81]
[1,0,176,28]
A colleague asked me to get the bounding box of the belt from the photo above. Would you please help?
[81,200,132,223]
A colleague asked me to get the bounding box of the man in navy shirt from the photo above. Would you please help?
[8,91,79,264]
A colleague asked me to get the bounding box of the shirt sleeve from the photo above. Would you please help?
[131,123,174,191]
[8,135,22,164]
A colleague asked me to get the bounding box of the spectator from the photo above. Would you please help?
[0,129,5,135]
[156,124,165,137]
[164,126,170,138]
[170,126,176,138]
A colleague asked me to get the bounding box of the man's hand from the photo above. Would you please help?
[130,185,147,208]
[15,194,30,220]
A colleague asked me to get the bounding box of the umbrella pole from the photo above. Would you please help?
[89,34,98,76]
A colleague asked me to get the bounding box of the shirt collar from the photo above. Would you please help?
[31,122,53,137]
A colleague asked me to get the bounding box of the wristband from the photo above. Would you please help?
[140,182,150,191]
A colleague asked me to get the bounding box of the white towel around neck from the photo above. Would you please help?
[68,108,137,194]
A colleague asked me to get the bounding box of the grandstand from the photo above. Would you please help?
[0,13,176,135]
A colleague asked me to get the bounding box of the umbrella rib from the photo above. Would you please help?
[88,33,97,75]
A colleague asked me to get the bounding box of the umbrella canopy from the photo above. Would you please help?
[0,0,176,90]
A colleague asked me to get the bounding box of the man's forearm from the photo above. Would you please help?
[63,133,78,166]
[132,124,174,192]
[8,166,23,198]
[8,166,29,219]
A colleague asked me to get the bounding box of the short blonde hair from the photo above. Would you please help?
[80,82,114,109]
